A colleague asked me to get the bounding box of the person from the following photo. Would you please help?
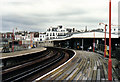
[89,46,92,51]
[88,46,92,51]
[28,45,31,49]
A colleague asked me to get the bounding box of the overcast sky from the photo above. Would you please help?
[1,0,120,32]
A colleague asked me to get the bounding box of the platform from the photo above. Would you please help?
[1,47,46,59]
[36,50,119,81]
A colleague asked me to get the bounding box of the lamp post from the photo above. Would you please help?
[99,23,107,57]
[104,24,107,57]
[108,0,112,80]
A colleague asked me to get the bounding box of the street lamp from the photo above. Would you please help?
[100,0,112,80]
[99,23,107,57]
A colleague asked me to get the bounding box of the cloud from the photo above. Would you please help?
[1,0,119,32]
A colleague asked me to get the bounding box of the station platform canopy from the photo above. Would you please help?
[48,31,119,41]
[72,31,119,38]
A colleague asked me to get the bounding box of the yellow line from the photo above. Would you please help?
[76,73,82,80]
[60,74,69,80]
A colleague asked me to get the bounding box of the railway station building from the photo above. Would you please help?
[49,31,120,57]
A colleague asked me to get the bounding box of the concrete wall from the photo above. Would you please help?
[37,41,54,47]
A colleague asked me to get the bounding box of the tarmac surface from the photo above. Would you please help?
[1,47,46,59]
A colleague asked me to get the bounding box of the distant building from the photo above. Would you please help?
[46,25,76,40]
[15,31,46,42]
[39,32,46,42]
[15,31,28,40]
[103,27,119,34]
[34,32,46,42]
[2,32,13,40]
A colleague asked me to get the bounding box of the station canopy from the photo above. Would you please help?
[50,31,119,41]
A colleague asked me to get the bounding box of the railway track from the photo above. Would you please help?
[2,47,73,82]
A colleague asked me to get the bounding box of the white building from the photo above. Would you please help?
[26,33,34,41]
[46,25,76,40]
[15,31,29,41]
[39,33,47,42]
[15,31,46,42]
[102,26,118,34]
[34,32,46,42]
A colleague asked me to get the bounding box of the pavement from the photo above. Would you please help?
[1,47,46,59]
[36,50,119,81]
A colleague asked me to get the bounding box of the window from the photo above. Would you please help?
[6,35,7,38]
[114,29,116,31]
[34,33,39,37]
[47,28,50,31]
[40,39,42,41]
[10,34,11,38]
[61,30,65,32]
[53,33,55,36]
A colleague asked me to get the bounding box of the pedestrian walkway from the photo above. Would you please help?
[1,47,46,59]
[37,50,119,81]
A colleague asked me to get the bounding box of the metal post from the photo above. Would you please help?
[93,32,95,52]
[108,0,112,80]
[104,25,107,57]
[12,29,14,52]
[82,38,84,51]
[31,33,32,48]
